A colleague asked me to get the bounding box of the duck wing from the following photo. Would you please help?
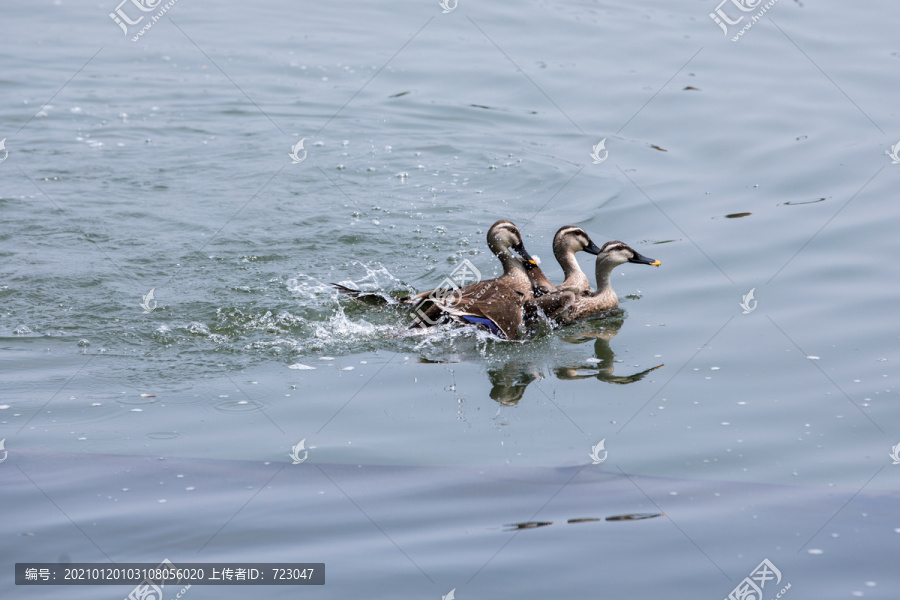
[433,281,527,340]
[525,290,576,322]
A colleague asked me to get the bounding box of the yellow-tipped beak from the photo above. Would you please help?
[650,260,661,267]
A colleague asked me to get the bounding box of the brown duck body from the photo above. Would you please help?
[416,258,534,339]
[411,220,539,340]
[415,222,580,339]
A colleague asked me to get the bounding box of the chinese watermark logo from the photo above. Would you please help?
[0,138,8,164]
[725,558,789,600]
[589,439,608,464]
[289,138,307,164]
[890,442,900,465]
[709,0,780,41]
[110,0,181,42]
[126,558,190,600]
[590,139,608,164]
[141,288,158,313]
[888,141,900,164]
[289,439,309,464]
[413,259,482,326]
[740,288,757,314]
[439,0,457,13]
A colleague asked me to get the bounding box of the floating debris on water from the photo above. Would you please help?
[780,197,828,206]
[505,521,553,530]
[605,513,664,521]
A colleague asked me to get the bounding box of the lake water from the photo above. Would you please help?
[2,0,899,598]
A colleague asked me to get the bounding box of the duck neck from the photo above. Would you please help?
[498,249,527,279]
[594,256,619,300]
[555,248,585,283]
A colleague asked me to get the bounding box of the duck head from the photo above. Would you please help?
[553,225,603,259]
[487,219,537,265]
[598,241,661,267]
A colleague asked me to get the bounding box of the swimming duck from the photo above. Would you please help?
[332,220,531,308]
[334,220,578,337]
[527,225,604,296]
[564,241,660,322]
[411,219,544,339]
[518,226,603,325]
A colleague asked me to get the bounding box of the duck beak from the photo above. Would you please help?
[584,240,603,255]
[629,251,661,267]
[512,242,538,266]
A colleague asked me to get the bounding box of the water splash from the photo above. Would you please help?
[286,273,337,302]
[306,304,395,352]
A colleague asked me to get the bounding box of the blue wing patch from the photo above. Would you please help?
[460,315,502,337]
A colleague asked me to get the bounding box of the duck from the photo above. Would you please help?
[412,219,559,340]
[519,225,603,325]
[564,241,660,322]
[526,225,604,296]
[334,220,534,307]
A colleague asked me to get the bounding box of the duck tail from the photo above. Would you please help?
[333,283,418,307]
[331,283,364,297]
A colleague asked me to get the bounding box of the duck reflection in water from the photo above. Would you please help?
[486,360,544,406]
[483,313,664,405]
[553,312,664,385]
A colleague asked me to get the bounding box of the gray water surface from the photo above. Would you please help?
[2,0,899,598]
